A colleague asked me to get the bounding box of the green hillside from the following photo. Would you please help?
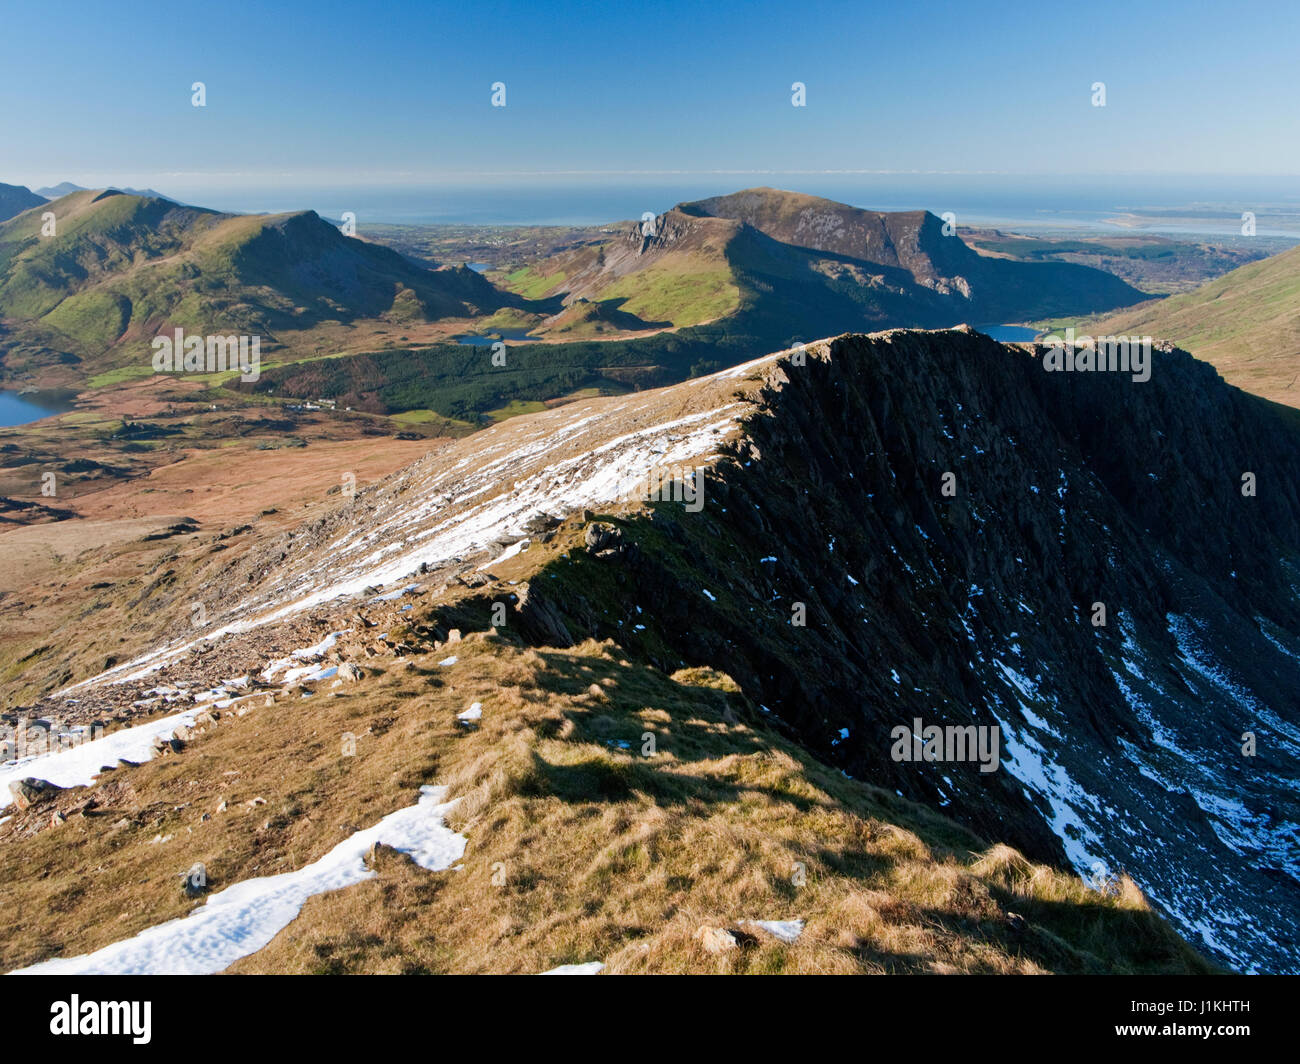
[499,189,1150,348]
[0,190,506,384]
[1089,243,1300,405]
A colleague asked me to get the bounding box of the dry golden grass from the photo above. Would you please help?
[1,631,1214,974]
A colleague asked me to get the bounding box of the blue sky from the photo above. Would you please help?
[3,0,1298,193]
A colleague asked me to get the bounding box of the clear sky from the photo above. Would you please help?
[3,0,1298,192]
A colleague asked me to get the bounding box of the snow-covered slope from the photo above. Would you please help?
[57,349,784,693]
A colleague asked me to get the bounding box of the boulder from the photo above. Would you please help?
[8,778,61,810]
[584,523,623,554]
[182,862,208,896]
[694,926,739,954]
[523,511,562,534]
[150,734,185,754]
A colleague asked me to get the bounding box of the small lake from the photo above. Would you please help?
[454,329,540,346]
[976,324,1041,342]
[0,390,76,427]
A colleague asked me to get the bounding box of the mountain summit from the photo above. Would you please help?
[502,188,1149,346]
[679,187,1148,320]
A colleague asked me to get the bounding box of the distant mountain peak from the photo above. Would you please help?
[33,181,87,199]
[35,181,178,204]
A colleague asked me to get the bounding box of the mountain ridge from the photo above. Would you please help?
[680,187,1151,320]
[33,181,177,202]
[0,190,507,387]
[10,327,1298,972]
[0,183,46,224]
[498,187,1151,343]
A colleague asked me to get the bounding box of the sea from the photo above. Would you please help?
[167,173,1300,238]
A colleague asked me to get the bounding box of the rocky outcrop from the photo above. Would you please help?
[532,329,1300,973]
[8,778,62,810]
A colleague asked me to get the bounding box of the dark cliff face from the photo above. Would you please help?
[530,329,1300,972]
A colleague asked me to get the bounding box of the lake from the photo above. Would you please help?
[975,324,1041,342]
[454,329,540,346]
[0,390,76,427]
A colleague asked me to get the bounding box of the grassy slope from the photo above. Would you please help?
[500,234,740,329]
[597,261,739,326]
[0,496,1216,975]
[1090,243,1300,405]
[0,631,1213,975]
[0,191,504,382]
[502,263,571,301]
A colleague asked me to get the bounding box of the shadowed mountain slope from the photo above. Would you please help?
[499,189,1148,352]
[0,183,45,224]
[681,187,1149,321]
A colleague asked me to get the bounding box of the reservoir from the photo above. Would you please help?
[0,390,75,427]
[976,324,1041,342]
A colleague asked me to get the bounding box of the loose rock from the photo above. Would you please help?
[8,778,62,810]
[694,926,739,953]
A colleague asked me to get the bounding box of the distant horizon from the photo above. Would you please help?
[14,172,1300,238]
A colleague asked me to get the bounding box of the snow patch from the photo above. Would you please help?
[11,786,465,975]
